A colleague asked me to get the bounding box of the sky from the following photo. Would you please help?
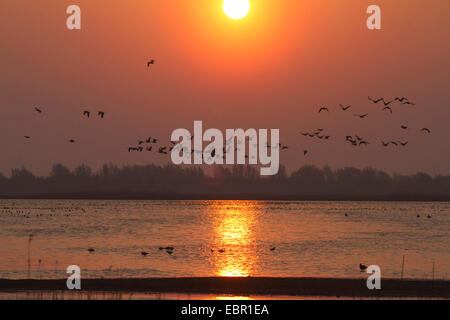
[0,0,449,176]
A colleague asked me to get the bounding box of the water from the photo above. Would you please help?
[0,200,449,280]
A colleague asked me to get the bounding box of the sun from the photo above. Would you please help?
[223,0,250,20]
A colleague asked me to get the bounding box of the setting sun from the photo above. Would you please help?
[223,0,250,20]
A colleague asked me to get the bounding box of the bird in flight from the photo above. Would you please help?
[83,111,90,118]
[303,150,308,156]
[398,141,408,146]
[382,106,393,113]
[368,96,383,104]
[382,99,393,106]
[360,263,368,272]
[381,141,389,147]
[147,59,155,67]
[421,128,431,134]
[401,125,408,130]
[354,114,368,119]
[34,107,42,114]
[69,139,76,143]
[394,97,409,103]
[339,104,351,111]
[98,111,105,119]
[403,101,415,106]
[318,107,329,113]
[24,136,31,139]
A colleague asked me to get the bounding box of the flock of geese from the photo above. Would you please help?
[310,96,431,153]
[23,108,106,143]
[24,58,432,160]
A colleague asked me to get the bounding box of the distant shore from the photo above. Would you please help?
[1,277,449,298]
[0,193,449,201]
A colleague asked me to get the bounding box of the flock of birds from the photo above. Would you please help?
[23,108,106,143]
[305,96,431,153]
[24,58,432,160]
[86,246,278,257]
[125,94,431,158]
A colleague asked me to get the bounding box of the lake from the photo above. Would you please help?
[0,200,448,280]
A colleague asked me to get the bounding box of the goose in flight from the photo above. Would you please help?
[394,97,408,103]
[368,96,383,104]
[421,128,431,134]
[69,139,76,143]
[383,106,393,113]
[318,107,329,113]
[399,141,408,146]
[88,248,95,253]
[147,59,155,67]
[360,263,368,271]
[354,114,368,119]
[141,251,149,256]
[381,141,389,147]
[303,150,308,156]
[401,125,408,130]
[34,107,42,113]
[339,104,351,111]
[83,111,90,118]
[24,136,31,139]
[98,111,105,119]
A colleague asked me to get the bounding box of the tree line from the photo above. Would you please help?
[0,164,449,198]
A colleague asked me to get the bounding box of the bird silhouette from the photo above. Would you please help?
[141,251,149,256]
[360,263,368,271]
[147,59,155,67]
[368,96,383,104]
[83,111,90,118]
[270,247,276,251]
[303,150,308,156]
[98,111,105,119]
[394,97,409,103]
[354,114,368,119]
[34,107,42,113]
[318,107,329,113]
[69,139,75,143]
[421,128,431,134]
[401,125,408,130]
[383,106,393,113]
[88,248,95,253]
[398,141,408,146]
[24,136,31,139]
[339,104,351,111]
[381,141,389,147]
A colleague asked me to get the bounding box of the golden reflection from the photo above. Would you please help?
[215,296,253,300]
[209,201,260,277]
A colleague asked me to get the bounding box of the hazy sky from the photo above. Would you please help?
[1,0,449,176]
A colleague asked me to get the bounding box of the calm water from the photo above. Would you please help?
[0,200,449,280]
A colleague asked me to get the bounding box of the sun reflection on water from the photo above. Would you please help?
[210,201,260,277]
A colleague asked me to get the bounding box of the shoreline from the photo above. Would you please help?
[1,277,449,298]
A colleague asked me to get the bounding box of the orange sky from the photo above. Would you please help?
[0,0,449,176]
